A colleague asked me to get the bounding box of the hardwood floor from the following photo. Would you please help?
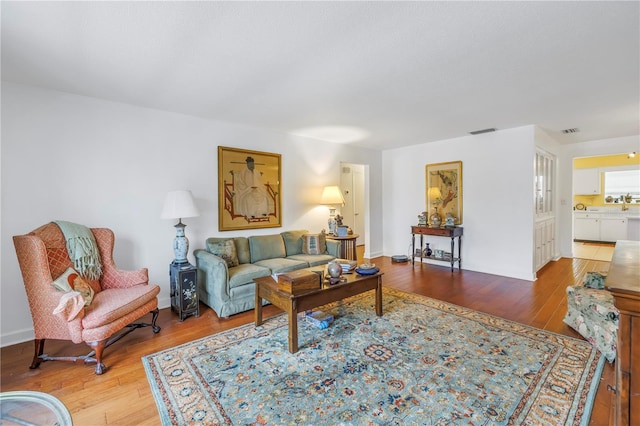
[1,256,614,425]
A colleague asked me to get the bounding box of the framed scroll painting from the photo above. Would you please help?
[218,146,281,231]
[425,161,462,225]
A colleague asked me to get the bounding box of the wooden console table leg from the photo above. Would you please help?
[450,236,455,272]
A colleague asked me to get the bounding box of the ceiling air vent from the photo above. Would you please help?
[469,128,496,135]
[561,128,580,134]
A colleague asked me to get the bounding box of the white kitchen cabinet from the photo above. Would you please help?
[573,168,601,195]
[574,215,600,241]
[628,218,640,241]
[535,218,555,271]
[600,218,628,242]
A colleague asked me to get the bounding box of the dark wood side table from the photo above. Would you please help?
[411,225,463,271]
[169,261,199,321]
[326,234,359,260]
[605,240,640,426]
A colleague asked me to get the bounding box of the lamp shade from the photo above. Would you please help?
[161,190,200,219]
[320,186,345,205]
[428,187,442,200]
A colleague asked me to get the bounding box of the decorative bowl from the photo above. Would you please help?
[355,267,380,275]
[358,263,376,270]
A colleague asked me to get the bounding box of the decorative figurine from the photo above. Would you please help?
[418,211,428,226]
[429,207,441,228]
[445,213,456,227]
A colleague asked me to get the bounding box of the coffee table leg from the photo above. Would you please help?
[254,284,263,326]
[375,276,383,316]
[288,307,298,353]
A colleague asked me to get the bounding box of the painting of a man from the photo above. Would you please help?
[218,146,281,231]
[234,156,270,218]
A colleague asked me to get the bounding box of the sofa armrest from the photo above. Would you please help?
[195,249,230,303]
[326,240,340,258]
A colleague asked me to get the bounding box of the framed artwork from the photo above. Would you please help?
[426,161,463,225]
[218,146,281,231]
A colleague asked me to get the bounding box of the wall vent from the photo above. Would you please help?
[561,128,580,134]
[469,128,496,135]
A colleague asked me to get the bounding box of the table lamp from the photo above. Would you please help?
[428,187,442,227]
[320,185,345,235]
[161,190,200,264]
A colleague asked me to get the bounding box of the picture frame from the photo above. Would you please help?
[426,161,462,225]
[218,146,282,231]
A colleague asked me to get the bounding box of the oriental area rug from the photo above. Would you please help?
[142,288,604,425]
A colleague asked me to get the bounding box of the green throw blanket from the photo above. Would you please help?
[55,220,102,281]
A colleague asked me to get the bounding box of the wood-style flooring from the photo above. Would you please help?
[573,241,615,262]
[1,254,614,425]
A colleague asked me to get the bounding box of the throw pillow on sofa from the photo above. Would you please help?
[302,233,327,255]
[208,239,239,267]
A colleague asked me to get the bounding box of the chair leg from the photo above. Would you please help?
[151,308,161,333]
[88,340,107,375]
[30,339,46,369]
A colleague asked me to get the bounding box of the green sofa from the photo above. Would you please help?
[194,230,338,318]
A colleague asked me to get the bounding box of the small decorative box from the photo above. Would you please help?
[337,226,349,237]
[278,270,321,294]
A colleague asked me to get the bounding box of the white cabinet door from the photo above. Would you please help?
[534,223,543,270]
[573,168,601,195]
[600,218,628,243]
[574,217,600,241]
[535,218,555,271]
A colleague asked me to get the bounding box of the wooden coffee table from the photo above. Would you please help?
[254,270,383,353]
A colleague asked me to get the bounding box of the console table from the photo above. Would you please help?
[605,240,640,426]
[326,234,359,261]
[411,225,463,271]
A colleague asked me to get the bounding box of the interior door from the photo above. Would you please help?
[341,163,365,245]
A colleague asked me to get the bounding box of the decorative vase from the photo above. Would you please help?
[424,243,432,257]
[327,261,342,278]
[430,208,441,228]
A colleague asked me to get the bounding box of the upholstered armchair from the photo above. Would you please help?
[13,222,161,374]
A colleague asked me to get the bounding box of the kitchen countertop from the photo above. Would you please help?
[574,209,640,219]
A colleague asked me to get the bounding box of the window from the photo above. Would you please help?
[604,169,640,203]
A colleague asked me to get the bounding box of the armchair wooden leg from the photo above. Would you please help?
[151,308,161,333]
[30,339,46,369]
[88,340,107,375]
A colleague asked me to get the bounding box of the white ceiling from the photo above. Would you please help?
[2,1,638,150]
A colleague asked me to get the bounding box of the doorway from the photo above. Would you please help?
[340,163,366,256]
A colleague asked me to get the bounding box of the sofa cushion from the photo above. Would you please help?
[281,230,308,256]
[249,234,286,263]
[288,254,335,267]
[254,258,308,274]
[302,233,326,255]
[206,237,250,265]
[207,239,239,267]
[234,237,251,264]
[228,264,272,289]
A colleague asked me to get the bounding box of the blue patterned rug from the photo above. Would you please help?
[143,288,604,425]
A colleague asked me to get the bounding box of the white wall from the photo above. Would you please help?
[0,82,383,346]
[382,126,536,281]
[557,135,640,257]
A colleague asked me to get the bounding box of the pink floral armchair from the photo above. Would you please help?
[13,223,161,374]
